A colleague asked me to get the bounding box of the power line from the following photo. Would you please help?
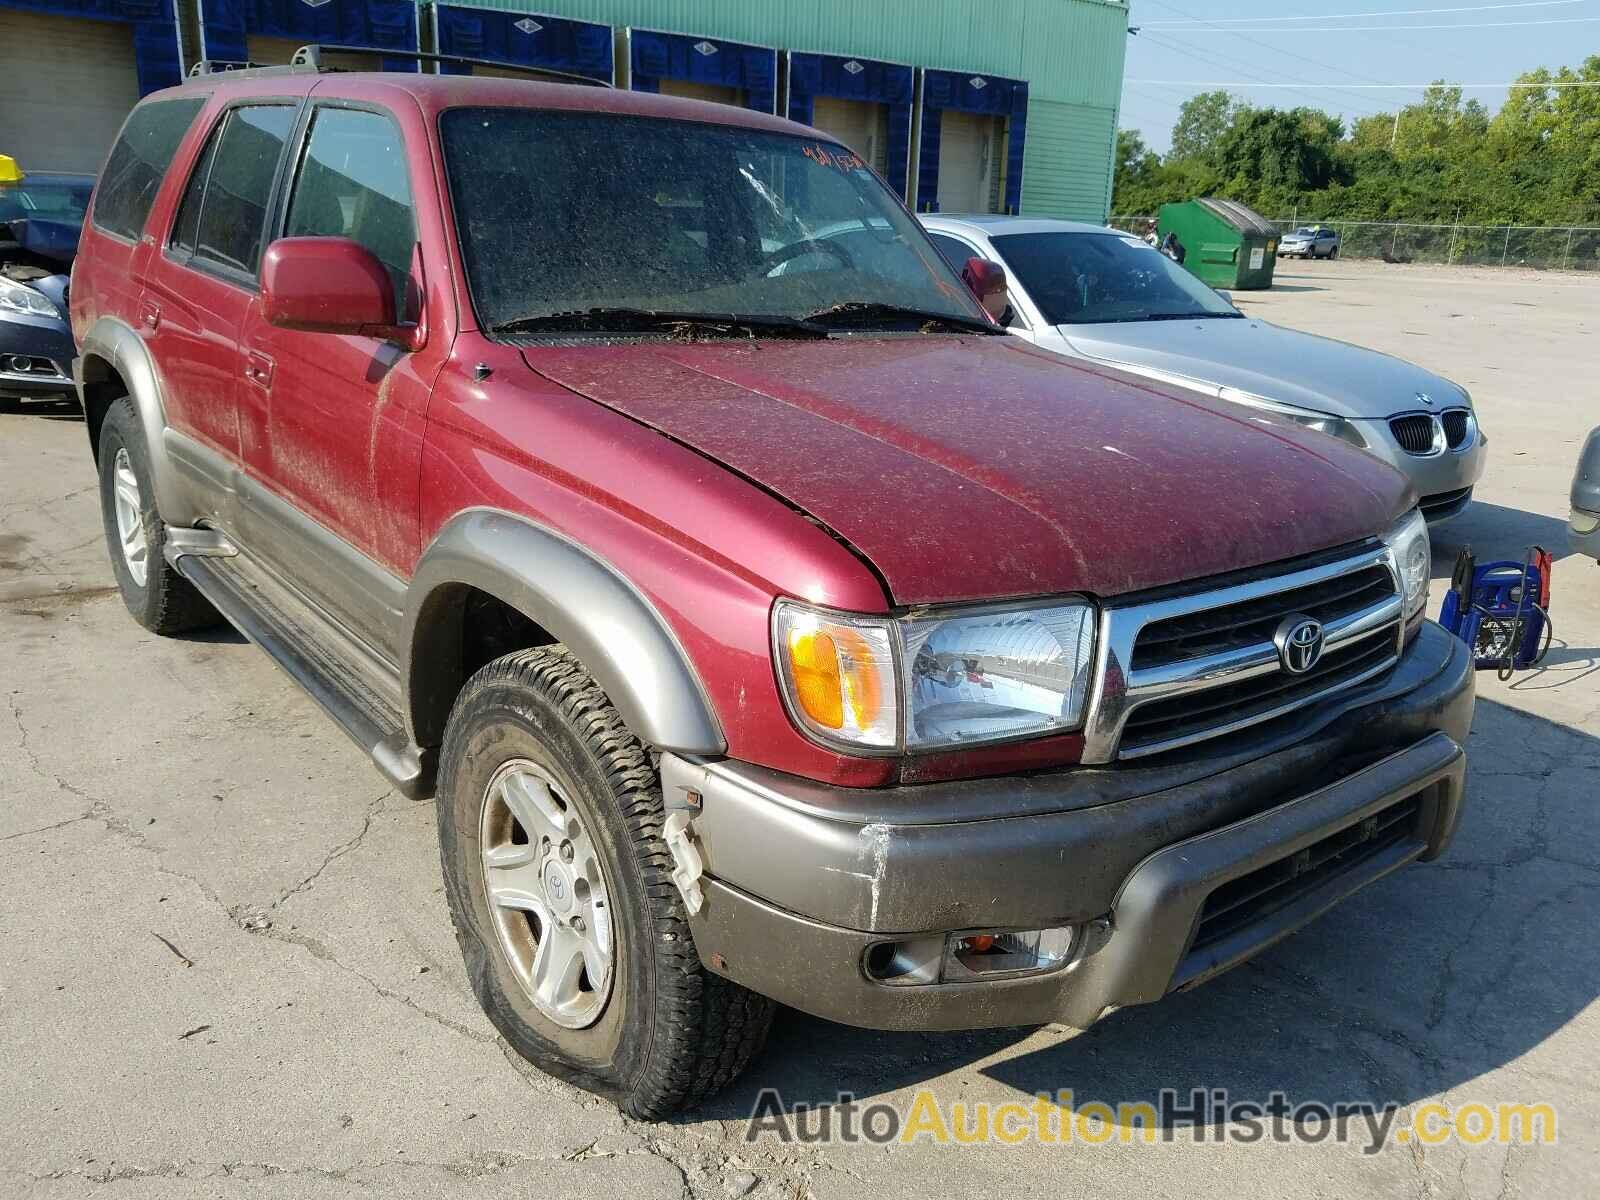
[1140,0,1400,89]
[1150,15,1600,32]
[1140,0,1584,28]
[1137,0,1403,117]
[1128,77,1600,87]
[1138,31,1394,114]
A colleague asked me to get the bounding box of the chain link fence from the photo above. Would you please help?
[1112,216,1600,271]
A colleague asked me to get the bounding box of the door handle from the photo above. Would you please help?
[244,351,275,390]
[139,301,161,330]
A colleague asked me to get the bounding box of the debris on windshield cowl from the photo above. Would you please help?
[491,307,829,340]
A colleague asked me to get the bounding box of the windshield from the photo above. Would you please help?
[991,231,1241,325]
[440,108,983,334]
[0,177,95,226]
[1291,227,1316,237]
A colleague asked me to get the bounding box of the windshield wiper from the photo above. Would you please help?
[1138,311,1245,321]
[492,307,829,339]
[801,301,1002,335]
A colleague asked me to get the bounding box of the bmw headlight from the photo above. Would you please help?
[773,598,1098,753]
[0,275,60,319]
[1219,387,1367,448]
[1382,508,1431,619]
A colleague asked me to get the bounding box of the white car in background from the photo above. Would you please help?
[919,214,1486,522]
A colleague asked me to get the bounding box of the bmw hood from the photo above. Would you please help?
[1059,317,1466,419]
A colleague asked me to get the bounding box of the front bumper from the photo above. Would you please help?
[0,312,76,397]
[667,621,1473,1031]
[1571,510,1600,561]
[1349,416,1486,521]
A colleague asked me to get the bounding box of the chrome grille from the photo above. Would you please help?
[1441,408,1472,449]
[1082,544,1404,763]
[1389,413,1439,455]
[1129,564,1393,670]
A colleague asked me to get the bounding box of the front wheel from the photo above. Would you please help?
[436,646,774,1118]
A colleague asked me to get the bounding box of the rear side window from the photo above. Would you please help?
[284,107,416,311]
[927,232,979,269]
[172,104,296,280]
[93,97,206,240]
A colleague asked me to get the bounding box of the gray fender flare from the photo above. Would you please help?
[76,316,194,524]
[404,509,726,755]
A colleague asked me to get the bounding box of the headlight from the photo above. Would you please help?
[1382,508,1431,619]
[773,598,1097,753]
[0,275,60,318]
[1218,387,1367,448]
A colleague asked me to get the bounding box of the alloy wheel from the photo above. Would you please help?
[111,447,149,587]
[479,759,615,1029]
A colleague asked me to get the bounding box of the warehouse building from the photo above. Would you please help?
[0,0,1129,221]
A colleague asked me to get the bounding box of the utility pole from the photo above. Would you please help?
[1390,110,1400,151]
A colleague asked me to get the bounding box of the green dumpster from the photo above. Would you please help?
[1157,198,1279,290]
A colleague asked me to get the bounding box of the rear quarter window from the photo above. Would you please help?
[92,97,207,241]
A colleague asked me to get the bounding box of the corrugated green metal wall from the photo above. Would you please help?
[430,0,1129,221]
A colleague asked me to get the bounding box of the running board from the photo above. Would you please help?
[169,538,435,799]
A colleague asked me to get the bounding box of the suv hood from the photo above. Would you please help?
[1059,318,1462,419]
[524,336,1412,605]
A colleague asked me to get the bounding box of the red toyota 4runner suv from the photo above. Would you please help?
[71,60,1473,1118]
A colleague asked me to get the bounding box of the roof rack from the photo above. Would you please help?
[291,44,611,87]
[187,59,293,78]
[185,45,609,87]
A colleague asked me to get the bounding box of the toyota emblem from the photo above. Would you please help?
[1274,615,1325,675]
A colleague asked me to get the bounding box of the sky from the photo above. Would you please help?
[1119,0,1600,154]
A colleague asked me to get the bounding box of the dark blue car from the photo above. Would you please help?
[1,168,93,407]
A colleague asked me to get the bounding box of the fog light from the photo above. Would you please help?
[865,925,1080,986]
[941,927,1076,981]
[1572,510,1600,535]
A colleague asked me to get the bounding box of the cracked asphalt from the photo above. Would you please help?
[3,260,1598,1199]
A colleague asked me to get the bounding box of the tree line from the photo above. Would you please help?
[1113,55,1600,227]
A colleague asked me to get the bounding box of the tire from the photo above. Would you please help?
[1330,246,1340,260]
[96,397,219,635]
[436,646,775,1118]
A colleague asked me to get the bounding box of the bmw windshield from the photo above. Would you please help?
[440,108,988,335]
[991,231,1242,326]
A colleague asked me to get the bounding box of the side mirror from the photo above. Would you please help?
[261,237,403,340]
[962,256,1009,323]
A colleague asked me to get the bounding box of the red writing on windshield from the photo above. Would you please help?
[803,144,865,173]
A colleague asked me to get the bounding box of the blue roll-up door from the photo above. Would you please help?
[199,0,419,72]
[916,69,1029,215]
[629,28,775,116]
[433,6,612,82]
[787,51,912,200]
